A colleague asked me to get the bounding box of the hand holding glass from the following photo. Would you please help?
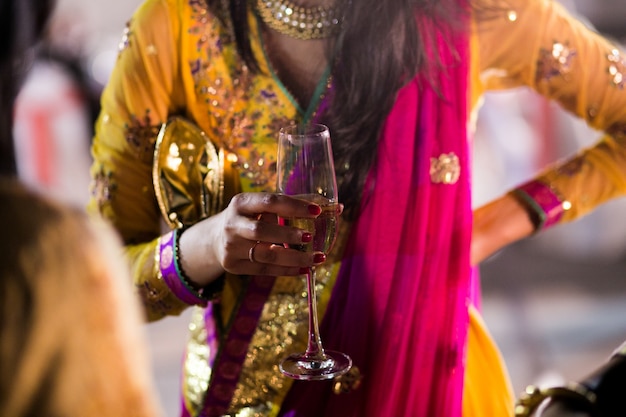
[276,123,352,380]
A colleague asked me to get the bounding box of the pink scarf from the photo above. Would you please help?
[280,16,471,417]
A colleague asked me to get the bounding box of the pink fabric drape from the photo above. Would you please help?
[280,17,471,417]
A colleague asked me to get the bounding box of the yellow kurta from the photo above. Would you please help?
[88,0,626,415]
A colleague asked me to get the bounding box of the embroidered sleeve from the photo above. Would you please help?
[88,0,192,320]
[475,0,626,225]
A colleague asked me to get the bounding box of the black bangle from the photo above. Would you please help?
[173,227,224,302]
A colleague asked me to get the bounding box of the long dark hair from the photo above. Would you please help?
[0,0,55,176]
[210,0,470,219]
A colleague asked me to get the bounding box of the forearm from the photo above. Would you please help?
[471,193,535,265]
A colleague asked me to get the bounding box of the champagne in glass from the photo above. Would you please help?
[276,123,352,380]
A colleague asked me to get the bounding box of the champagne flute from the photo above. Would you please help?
[276,123,352,380]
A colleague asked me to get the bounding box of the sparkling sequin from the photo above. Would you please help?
[118,21,132,53]
[536,41,577,83]
[607,49,626,89]
[184,307,212,414]
[430,153,461,185]
[507,10,518,22]
[187,0,296,191]
[145,44,158,55]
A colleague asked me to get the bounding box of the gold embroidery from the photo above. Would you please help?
[90,165,116,207]
[125,110,161,163]
[536,41,576,83]
[137,245,180,316]
[184,306,213,415]
[430,153,461,185]
[607,49,626,89]
[188,1,298,191]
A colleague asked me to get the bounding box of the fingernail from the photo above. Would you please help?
[301,232,313,242]
[308,204,321,215]
[313,253,326,264]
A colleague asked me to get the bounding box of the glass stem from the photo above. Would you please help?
[304,266,325,359]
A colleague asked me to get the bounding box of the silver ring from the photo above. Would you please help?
[248,241,261,263]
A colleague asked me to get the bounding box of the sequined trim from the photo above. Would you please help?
[536,41,577,83]
[200,276,275,416]
[181,251,341,416]
[118,20,132,53]
[430,153,461,185]
[607,49,626,89]
[185,306,213,414]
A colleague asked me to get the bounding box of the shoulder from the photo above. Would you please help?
[132,0,229,32]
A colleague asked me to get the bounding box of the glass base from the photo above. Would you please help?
[279,350,352,381]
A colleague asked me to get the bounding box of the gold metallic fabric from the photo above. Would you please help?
[153,117,225,229]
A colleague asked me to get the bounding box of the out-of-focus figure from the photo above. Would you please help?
[0,178,165,417]
[12,6,100,207]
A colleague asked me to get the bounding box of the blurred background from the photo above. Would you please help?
[12,0,626,415]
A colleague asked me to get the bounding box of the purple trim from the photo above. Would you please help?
[160,231,208,306]
[199,276,275,417]
[517,180,566,229]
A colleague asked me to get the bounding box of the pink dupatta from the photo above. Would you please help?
[280,15,471,417]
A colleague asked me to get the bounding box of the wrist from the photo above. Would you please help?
[509,179,571,233]
[472,194,535,265]
[177,221,226,287]
[158,229,224,306]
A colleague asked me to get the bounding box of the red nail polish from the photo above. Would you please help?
[302,232,313,242]
[313,253,326,264]
[308,204,321,215]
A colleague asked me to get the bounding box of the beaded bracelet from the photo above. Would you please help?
[510,180,570,232]
[159,228,224,306]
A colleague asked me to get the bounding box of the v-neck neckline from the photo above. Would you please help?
[253,13,331,124]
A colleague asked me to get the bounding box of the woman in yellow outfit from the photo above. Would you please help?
[89,0,626,415]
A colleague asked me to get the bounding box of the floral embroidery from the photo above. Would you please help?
[187,1,296,191]
[90,165,116,208]
[125,110,161,162]
[430,153,460,185]
[607,49,626,89]
[536,41,577,83]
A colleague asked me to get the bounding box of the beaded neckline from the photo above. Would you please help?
[254,0,342,40]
